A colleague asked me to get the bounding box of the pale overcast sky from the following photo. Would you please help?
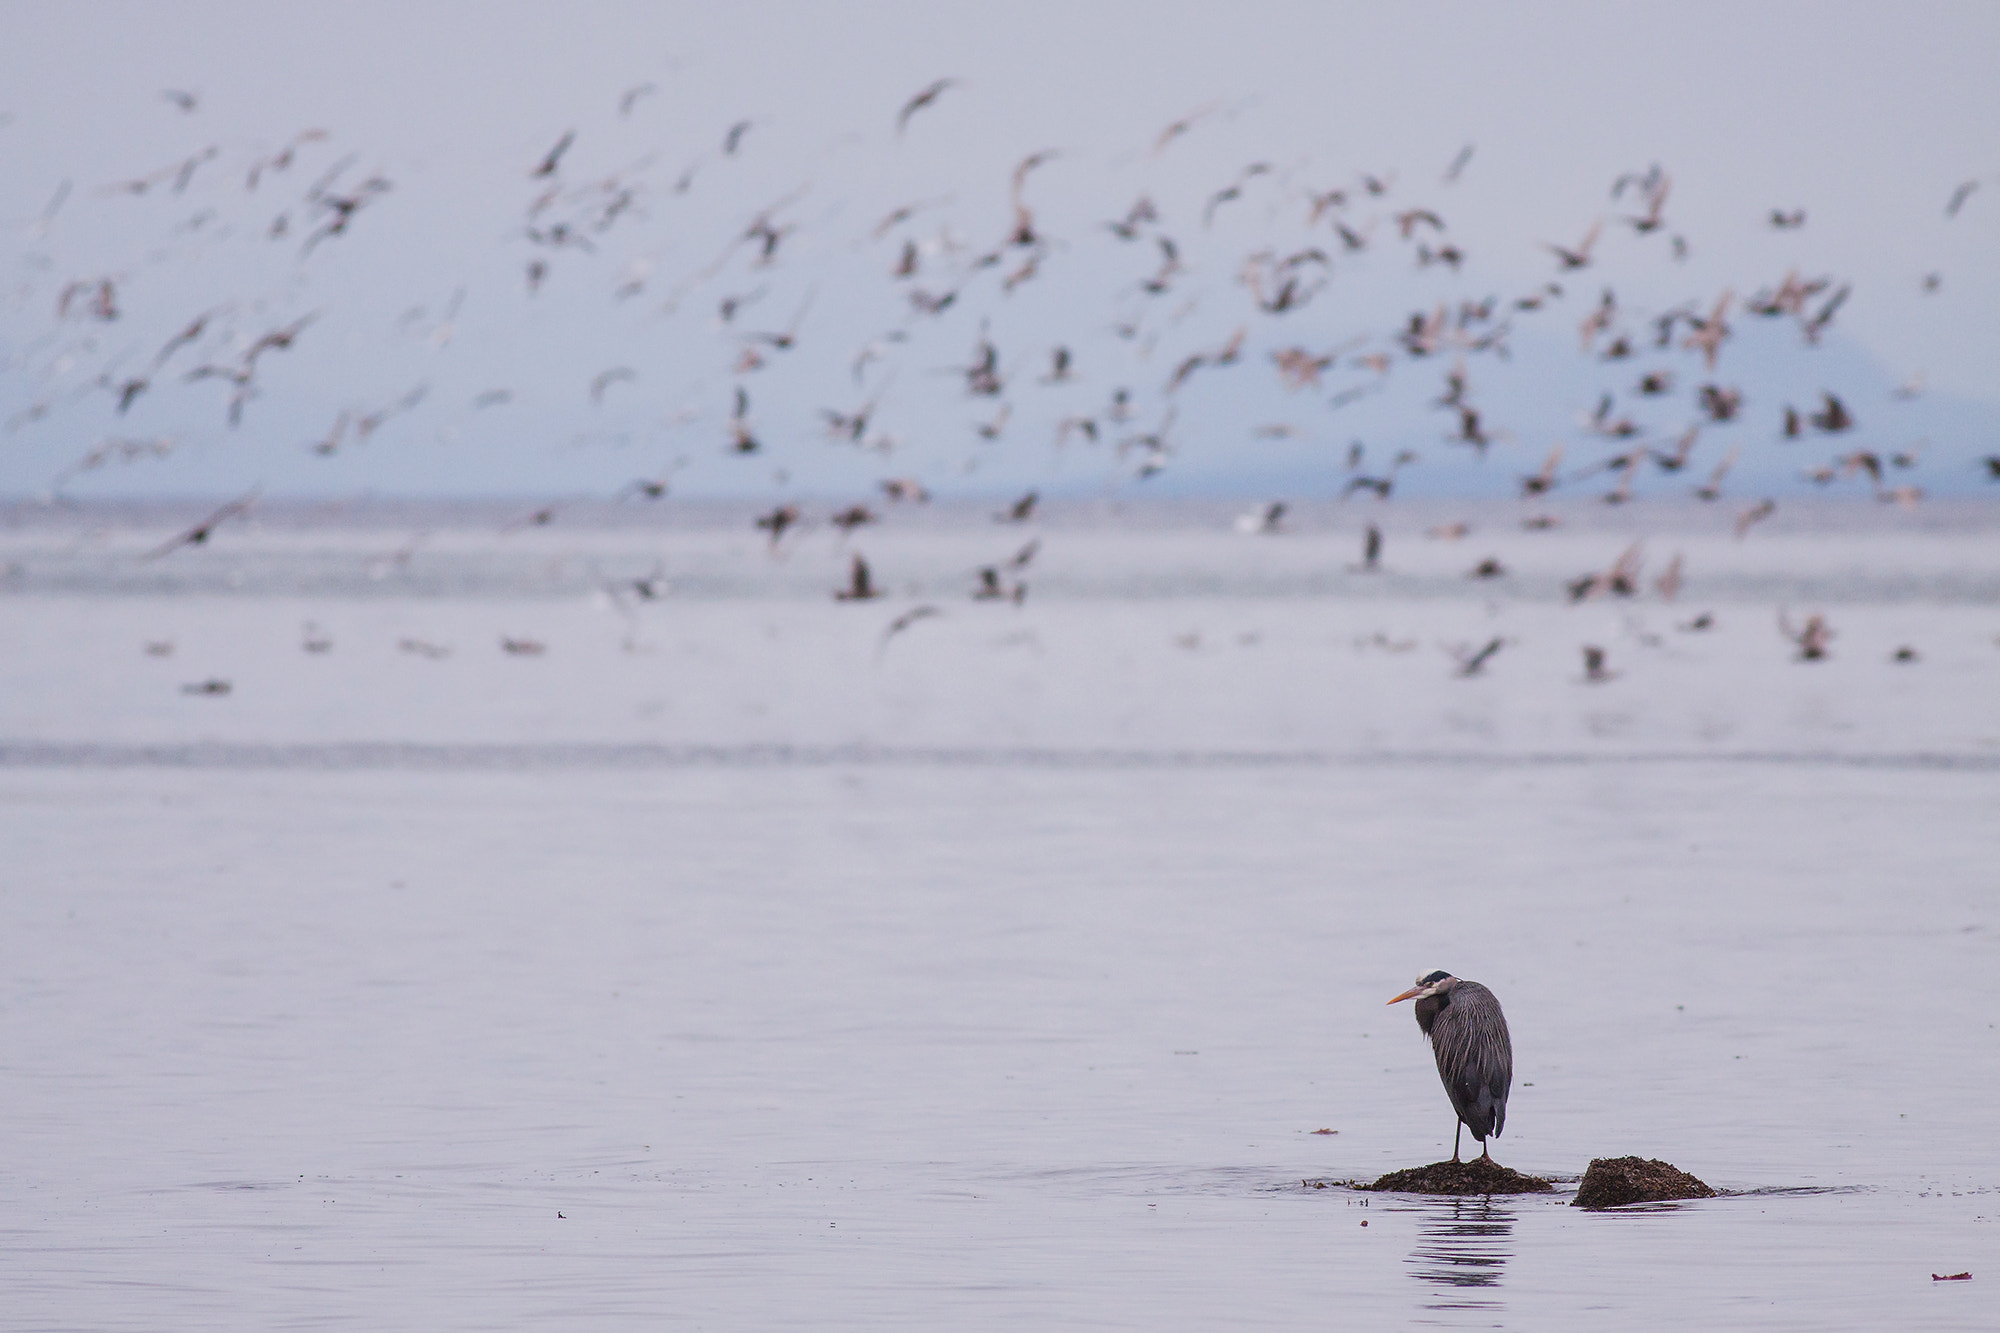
[2,1,1996,498]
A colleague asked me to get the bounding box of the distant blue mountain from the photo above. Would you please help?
[1131,323,2000,500]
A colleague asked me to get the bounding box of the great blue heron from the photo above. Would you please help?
[1388,971,1513,1163]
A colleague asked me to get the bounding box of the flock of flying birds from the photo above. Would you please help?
[5,79,1995,679]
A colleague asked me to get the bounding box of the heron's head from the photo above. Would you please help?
[1386,970,1456,1005]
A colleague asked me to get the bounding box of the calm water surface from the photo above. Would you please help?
[2,758,1995,1328]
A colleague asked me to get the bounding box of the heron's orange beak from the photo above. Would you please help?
[1386,985,1425,1005]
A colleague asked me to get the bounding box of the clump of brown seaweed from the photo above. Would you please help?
[1572,1156,1715,1209]
[1361,1158,1555,1196]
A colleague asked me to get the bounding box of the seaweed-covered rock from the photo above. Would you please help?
[1363,1158,1555,1196]
[1572,1156,1715,1209]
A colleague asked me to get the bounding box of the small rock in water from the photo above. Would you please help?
[1362,1158,1554,1196]
[1572,1156,1715,1209]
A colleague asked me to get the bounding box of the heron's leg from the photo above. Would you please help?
[1478,1140,1492,1164]
[1452,1122,1462,1163]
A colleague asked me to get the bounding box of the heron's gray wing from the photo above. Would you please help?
[1430,985,1513,1138]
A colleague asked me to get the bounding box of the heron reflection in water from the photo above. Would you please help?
[1408,1196,1515,1311]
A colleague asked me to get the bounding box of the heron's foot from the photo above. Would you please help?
[1479,1146,1493,1164]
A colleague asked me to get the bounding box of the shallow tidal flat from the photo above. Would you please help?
[1,503,1996,1327]
[1,500,1997,761]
